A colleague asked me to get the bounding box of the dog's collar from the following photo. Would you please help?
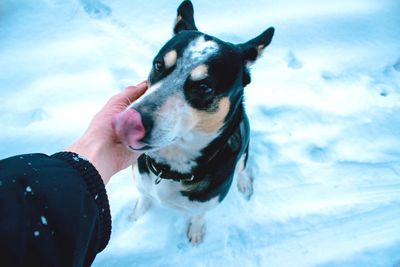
[144,154,196,184]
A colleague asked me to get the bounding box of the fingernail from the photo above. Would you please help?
[136,80,147,87]
[125,81,147,91]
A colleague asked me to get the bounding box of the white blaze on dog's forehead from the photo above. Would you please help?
[164,50,177,69]
[187,36,218,61]
[190,64,208,81]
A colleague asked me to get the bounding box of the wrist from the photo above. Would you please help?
[67,137,115,184]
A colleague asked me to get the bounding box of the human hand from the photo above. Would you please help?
[68,81,148,184]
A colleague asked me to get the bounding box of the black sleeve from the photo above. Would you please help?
[0,152,111,267]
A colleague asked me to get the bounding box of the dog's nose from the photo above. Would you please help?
[112,108,146,149]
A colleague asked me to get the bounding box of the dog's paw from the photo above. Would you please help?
[237,173,253,201]
[187,216,205,245]
[187,223,205,245]
[130,196,152,221]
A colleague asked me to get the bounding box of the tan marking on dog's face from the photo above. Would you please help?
[190,64,208,81]
[164,50,178,69]
[193,97,230,133]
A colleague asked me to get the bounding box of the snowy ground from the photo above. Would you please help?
[1,0,400,266]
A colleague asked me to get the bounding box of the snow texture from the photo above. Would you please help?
[41,216,48,225]
[1,0,400,266]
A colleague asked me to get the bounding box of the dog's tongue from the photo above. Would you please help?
[112,108,145,149]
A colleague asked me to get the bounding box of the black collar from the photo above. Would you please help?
[144,154,195,184]
[145,103,244,185]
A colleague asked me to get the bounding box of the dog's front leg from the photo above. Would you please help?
[237,169,253,200]
[236,155,254,200]
[187,214,205,245]
[131,195,152,221]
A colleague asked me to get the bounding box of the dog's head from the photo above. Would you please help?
[114,1,274,151]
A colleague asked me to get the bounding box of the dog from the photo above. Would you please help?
[112,0,274,244]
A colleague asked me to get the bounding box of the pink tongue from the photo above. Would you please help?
[112,108,145,149]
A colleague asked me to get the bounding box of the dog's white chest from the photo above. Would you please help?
[134,165,187,206]
[133,165,218,213]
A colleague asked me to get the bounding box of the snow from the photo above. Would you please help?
[1,0,400,266]
[41,216,48,225]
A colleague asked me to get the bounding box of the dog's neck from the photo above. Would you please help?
[147,130,219,173]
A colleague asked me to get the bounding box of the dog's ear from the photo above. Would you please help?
[173,0,198,34]
[239,27,275,63]
[238,27,275,86]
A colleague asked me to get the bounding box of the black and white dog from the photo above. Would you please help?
[113,0,274,244]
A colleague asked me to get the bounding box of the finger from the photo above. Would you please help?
[123,81,148,102]
[130,80,148,89]
[108,81,148,108]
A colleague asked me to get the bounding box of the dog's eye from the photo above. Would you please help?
[154,61,163,72]
[199,84,214,94]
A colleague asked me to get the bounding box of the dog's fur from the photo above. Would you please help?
[128,1,274,244]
